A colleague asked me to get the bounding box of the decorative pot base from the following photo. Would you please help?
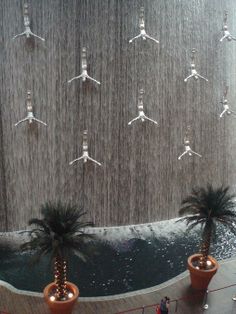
[44,282,79,314]
[187,254,219,290]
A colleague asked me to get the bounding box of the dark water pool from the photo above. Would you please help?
[0,223,236,297]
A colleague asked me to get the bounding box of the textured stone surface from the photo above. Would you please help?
[0,0,236,230]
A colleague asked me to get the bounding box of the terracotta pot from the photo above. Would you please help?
[187,254,219,290]
[44,282,79,314]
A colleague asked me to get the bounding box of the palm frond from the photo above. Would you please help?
[21,201,95,264]
[28,218,50,234]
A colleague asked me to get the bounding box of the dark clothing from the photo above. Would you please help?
[160,299,169,314]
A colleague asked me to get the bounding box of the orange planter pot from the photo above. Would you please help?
[44,282,79,314]
[187,254,219,290]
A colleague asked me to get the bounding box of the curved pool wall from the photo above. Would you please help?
[1,257,236,314]
[1,218,236,297]
[0,268,190,301]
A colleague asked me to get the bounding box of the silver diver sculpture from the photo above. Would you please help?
[219,85,236,118]
[178,126,202,160]
[184,49,208,82]
[68,47,100,85]
[220,11,236,42]
[15,91,47,127]
[13,3,45,41]
[128,89,158,125]
[129,7,159,44]
[69,130,101,166]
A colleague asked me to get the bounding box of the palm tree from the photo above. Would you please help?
[178,185,236,269]
[21,201,94,301]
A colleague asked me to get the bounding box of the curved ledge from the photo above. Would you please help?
[1,270,189,301]
[0,257,235,302]
[0,273,189,303]
[1,257,236,314]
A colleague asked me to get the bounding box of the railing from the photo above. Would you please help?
[115,283,236,313]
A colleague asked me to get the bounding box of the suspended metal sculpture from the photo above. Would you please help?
[184,49,208,82]
[13,3,45,41]
[128,89,158,125]
[220,11,236,42]
[219,85,236,118]
[69,130,101,166]
[15,91,47,127]
[129,7,159,44]
[178,126,202,160]
[68,47,101,85]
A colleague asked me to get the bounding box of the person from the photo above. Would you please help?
[156,303,161,314]
[166,297,170,313]
[160,296,170,314]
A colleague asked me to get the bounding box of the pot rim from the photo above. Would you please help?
[43,281,79,304]
[188,253,219,272]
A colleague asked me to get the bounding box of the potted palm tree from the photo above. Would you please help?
[21,201,94,314]
[178,185,236,290]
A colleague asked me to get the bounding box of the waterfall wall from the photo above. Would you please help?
[0,0,236,231]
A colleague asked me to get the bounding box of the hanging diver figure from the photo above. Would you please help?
[129,7,159,44]
[184,49,208,82]
[68,47,101,85]
[220,11,236,42]
[219,85,236,118]
[15,91,47,127]
[128,89,158,125]
[178,126,202,160]
[69,130,102,166]
[13,3,45,41]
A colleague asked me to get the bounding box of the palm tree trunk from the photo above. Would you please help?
[54,256,67,300]
[199,222,212,269]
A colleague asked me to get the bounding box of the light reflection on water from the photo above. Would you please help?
[0,223,236,297]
